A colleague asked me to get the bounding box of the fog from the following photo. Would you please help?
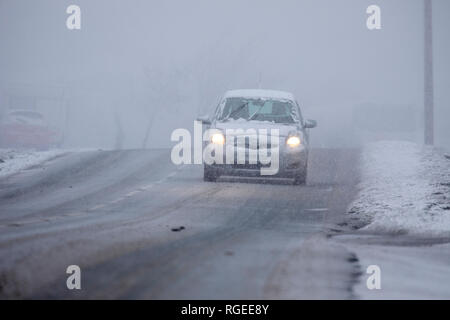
[1,0,449,149]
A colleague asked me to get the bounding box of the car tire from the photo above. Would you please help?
[203,166,218,182]
[293,164,308,185]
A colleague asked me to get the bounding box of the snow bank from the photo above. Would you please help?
[349,141,450,237]
[0,149,66,178]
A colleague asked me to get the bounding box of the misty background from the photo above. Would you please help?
[0,0,449,150]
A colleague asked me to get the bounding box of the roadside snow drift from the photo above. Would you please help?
[0,149,65,178]
[350,141,450,237]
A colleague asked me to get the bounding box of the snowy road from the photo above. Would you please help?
[0,148,361,299]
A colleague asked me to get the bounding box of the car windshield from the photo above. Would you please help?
[3,111,46,126]
[9,111,43,120]
[218,97,297,124]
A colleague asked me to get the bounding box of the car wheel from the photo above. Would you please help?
[203,166,217,182]
[293,164,307,185]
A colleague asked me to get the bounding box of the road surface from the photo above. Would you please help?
[0,148,361,299]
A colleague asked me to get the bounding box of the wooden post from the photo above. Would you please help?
[424,0,434,145]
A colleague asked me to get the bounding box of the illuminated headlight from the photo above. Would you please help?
[211,133,225,145]
[286,136,301,148]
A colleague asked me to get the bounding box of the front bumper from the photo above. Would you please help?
[205,147,308,178]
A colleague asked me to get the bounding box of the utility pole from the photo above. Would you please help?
[424,0,434,145]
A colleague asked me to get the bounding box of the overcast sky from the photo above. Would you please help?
[0,0,449,149]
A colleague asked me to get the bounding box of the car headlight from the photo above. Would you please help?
[211,132,225,145]
[286,136,301,148]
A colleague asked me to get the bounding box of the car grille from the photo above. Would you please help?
[232,137,274,149]
[230,163,272,169]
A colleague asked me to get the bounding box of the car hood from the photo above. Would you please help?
[213,120,299,138]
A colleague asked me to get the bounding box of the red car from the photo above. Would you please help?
[0,110,63,149]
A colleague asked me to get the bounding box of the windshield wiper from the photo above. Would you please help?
[223,102,248,121]
[247,104,264,121]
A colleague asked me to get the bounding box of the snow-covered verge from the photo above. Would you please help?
[337,235,450,299]
[0,149,66,179]
[349,141,450,237]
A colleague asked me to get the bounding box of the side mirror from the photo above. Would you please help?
[304,119,317,129]
[196,115,212,125]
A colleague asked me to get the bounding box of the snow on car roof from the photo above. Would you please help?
[224,89,296,101]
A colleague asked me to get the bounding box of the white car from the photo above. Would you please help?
[198,89,317,184]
